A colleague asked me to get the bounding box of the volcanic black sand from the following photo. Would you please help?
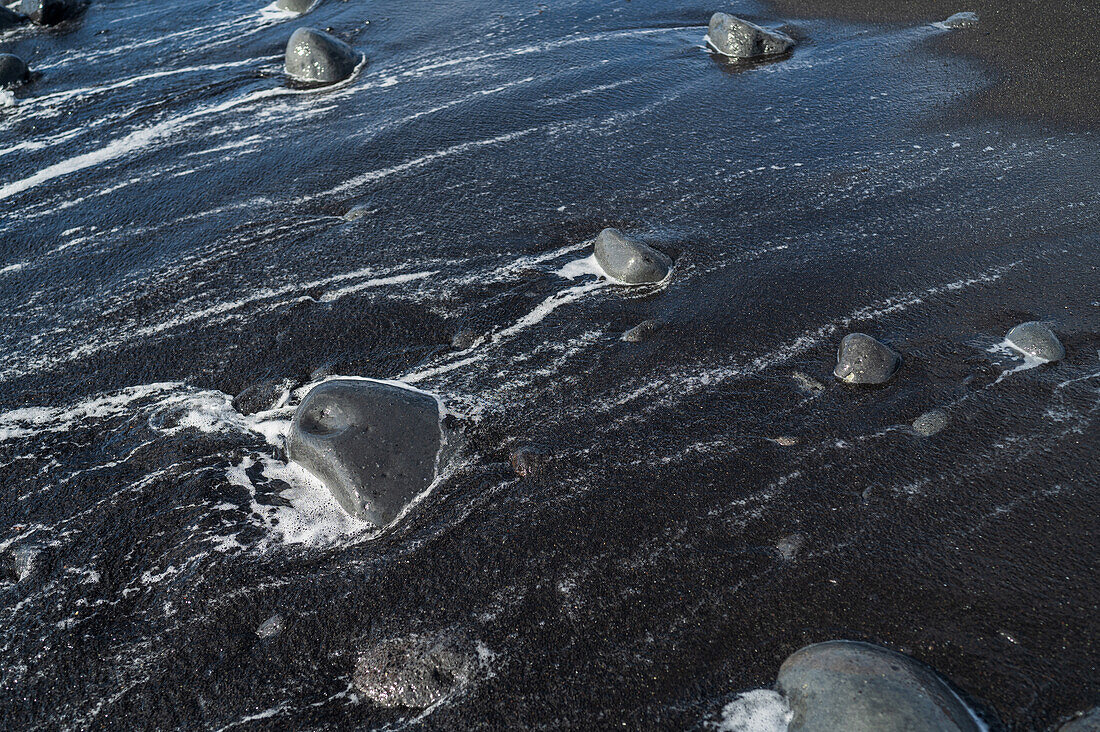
[0,0,1096,729]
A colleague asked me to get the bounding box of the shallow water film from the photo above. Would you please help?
[0,0,1097,729]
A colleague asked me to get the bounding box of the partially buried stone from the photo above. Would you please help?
[1005,321,1065,362]
[777,641,982,731]
[286,379,443,525]
[275,0,316,13]
[622,319,663,342]
[593,228,672,285]
[21,0,84,25]
[913,408,949,436]
[257,614,284,639]
[0,54,30,90]
[343,203,369,221]
[706,12,794,60]
[284,27,361,85]
[941,11,978,28]
[354,633,475,708]
[232,378,292,415]
[834,333,901,385]
[510,444,549,478]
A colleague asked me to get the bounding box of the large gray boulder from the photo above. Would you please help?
[21,0,84,25]
[0,54,29,90]
[1006,321,1065,362]
[286,379,443,526]
[275,0,316,13]
[706,12,794,60]
[834,333,901,385]
[593,228,672,285]
[353,632,475,708]
[284,27,361,85]
[777,641,982,732]
[0,6,28,29]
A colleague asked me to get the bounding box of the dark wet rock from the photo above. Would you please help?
[353,632,476,708]
[232,378,293,416]
[509,444,549,478]
[1061,707,1100,731]
[706,12,795,60]
[275,0,316,13]
[834,333,901,385]
[257,614,284,638]
[622,318,663,343]
[941,12,978,29]
[593,228,672,285]
[776,532,805,560]
[284,27,360,85]
[21,0,84,26]
[286,379,443,525]
[913,409,949,436]
[1,545,37,582]
[0,6,28,29]
[1006,321,1065,362]
[343,203,370,221]
[777,641,981,732]
[0,54,30,90]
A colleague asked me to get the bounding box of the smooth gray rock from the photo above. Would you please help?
[0,54,29,90]
[593,228,672,285]
[834,333,901,385]
[0,6,27,29]
[622,319,663,342]
[286,379,443,526]
[284,27,360,85]
[777,641,981,732]
[1006,321,1065,362]
[275,0,316,13]
[1061,707,1100,731]
[913,409,949,436]
[353,632,475,708]
[941,11,979,28]
[21,0,83,25]
[706,12,794,60]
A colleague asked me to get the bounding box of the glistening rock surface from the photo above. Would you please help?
[286,379,443,525]
[593,228,672,284]
[833,333,901,385]
[353,632,476,708]
[706,12,794,60]
[21,0,83,25]
[1006,321,1065,362]
[275,0,316,13]
[777,641,982,731]
[0,54,30,89]
[284,27,361,85]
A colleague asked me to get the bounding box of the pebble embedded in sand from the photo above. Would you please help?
[1005,321,1065,363]
[622,319,663,342]
[284,27,361,85]
[0,54,30,90]
[275,0,316,14]
[257,614,285,638]
[593,228,672,285]
[913,408,949,436]
[343,204,370,221]
[941,11,979,29]
[510,444,550,478]
[706,12,794,60]
[21,0,83,25]
[232,378,293,416]
[777,641,982,731]
[833,333,901,385]
[353,632,476,708]
[286,379,443,526]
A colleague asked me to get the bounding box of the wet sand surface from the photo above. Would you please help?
[0,0,1096,729]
